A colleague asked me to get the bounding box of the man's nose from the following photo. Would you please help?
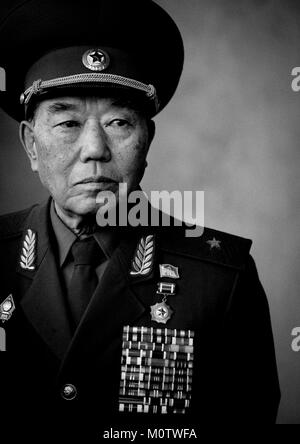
[79,121,111,163]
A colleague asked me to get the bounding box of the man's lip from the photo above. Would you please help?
[76,176,118,185]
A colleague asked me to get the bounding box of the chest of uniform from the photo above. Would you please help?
[131,254,238,328]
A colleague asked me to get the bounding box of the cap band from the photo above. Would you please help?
[20,73,159,111]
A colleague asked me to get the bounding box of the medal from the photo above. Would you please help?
[150,300,173,324]
[150,282,176,325]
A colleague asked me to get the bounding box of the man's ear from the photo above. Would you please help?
[19,121,38,172]
[147,119,156,145]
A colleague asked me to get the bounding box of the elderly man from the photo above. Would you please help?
[0,0,280,439]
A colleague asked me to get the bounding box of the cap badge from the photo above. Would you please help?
[82,48,110,72]
[159,264,180,279]
[130,235,155,277]
[20,229,36,270]
[206,237,221,250]
[0,294,15,323]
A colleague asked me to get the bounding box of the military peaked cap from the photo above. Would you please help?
[0,0,184,120]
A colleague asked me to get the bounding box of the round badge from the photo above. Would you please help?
[82,48,110,72]
[2,301,12,312]
[61,383,77,400]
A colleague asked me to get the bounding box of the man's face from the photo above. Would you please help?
[23,95,153,218]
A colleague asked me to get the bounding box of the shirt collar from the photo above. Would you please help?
[50,200,119,267]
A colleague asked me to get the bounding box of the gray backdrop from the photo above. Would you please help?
[0,0,299,424]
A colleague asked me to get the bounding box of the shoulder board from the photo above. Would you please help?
[159,225,252,271]
[0,205,37,240]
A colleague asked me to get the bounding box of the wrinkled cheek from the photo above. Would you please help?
[37,150,69,198]
[118,139,149,179]
[38,161,59,195]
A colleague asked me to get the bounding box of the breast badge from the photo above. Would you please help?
[159,264,180,279]
[0,294,15,323]
[119,326,195,415]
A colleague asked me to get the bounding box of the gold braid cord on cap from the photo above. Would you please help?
[20,73,159,111]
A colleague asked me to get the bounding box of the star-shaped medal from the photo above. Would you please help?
[150,301,173,324]
[206,237,221,250]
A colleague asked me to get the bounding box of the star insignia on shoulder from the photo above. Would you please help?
[206,237,221,250]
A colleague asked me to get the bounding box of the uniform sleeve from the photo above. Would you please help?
[220,255,281,423]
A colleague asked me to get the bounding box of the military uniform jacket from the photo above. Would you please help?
[0,199,280,439]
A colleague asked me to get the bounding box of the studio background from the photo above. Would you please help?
[0,0,299,424]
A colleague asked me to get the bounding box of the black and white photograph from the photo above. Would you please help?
[0,0,299,439]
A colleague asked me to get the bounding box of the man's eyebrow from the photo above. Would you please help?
[47,102,79,113]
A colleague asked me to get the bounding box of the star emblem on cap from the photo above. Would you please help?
[89,50,105,64]
[206,237,221,250]
[82,48,110,72]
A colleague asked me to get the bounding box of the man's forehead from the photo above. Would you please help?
[40,95,143,114]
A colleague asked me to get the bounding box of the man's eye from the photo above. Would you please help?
[109,119,131,128]
[57,120,80,128]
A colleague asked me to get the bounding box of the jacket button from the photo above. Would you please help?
[61,384,77,400]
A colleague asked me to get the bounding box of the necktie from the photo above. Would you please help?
[68,237,103,328]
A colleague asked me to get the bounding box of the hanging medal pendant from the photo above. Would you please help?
[150,282,176,324]
[150,296,173,324]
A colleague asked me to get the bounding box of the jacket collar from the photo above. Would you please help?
[16,198,159,360]
[16,199,73,358]
[17,199,50,278]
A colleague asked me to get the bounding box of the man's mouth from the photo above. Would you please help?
[76,176,118,185]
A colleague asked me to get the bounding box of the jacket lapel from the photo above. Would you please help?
[17,200,72,359]
[60,228,158,369]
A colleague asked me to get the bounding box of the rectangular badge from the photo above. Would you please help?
[159,264,180,279]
